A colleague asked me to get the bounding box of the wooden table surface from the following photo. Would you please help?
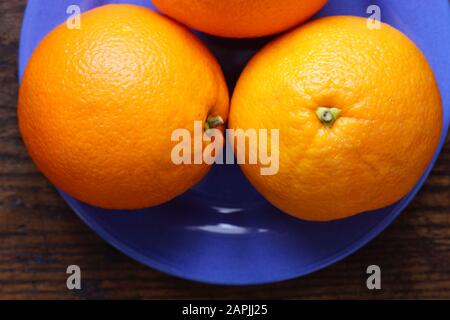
[1,1,449,300]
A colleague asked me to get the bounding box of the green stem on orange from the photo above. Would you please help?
[205,115,224,131]
[316,107,342,128]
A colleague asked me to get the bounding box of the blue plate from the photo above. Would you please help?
[19,0,450,285]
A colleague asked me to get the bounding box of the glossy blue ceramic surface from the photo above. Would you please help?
[19,0,450,285]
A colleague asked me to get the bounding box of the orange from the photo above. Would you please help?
[152,0,328,38]
[18,4,229,209]
[229,16,442,221]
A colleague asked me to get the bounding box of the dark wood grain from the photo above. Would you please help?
[1,0,449,300]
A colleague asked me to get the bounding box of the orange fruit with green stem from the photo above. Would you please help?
[18,4,229,209]
[152,0,329,38]
[229,16,442,221]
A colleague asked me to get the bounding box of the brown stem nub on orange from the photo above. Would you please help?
[316,107,341,128]
[205,115,224,131]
